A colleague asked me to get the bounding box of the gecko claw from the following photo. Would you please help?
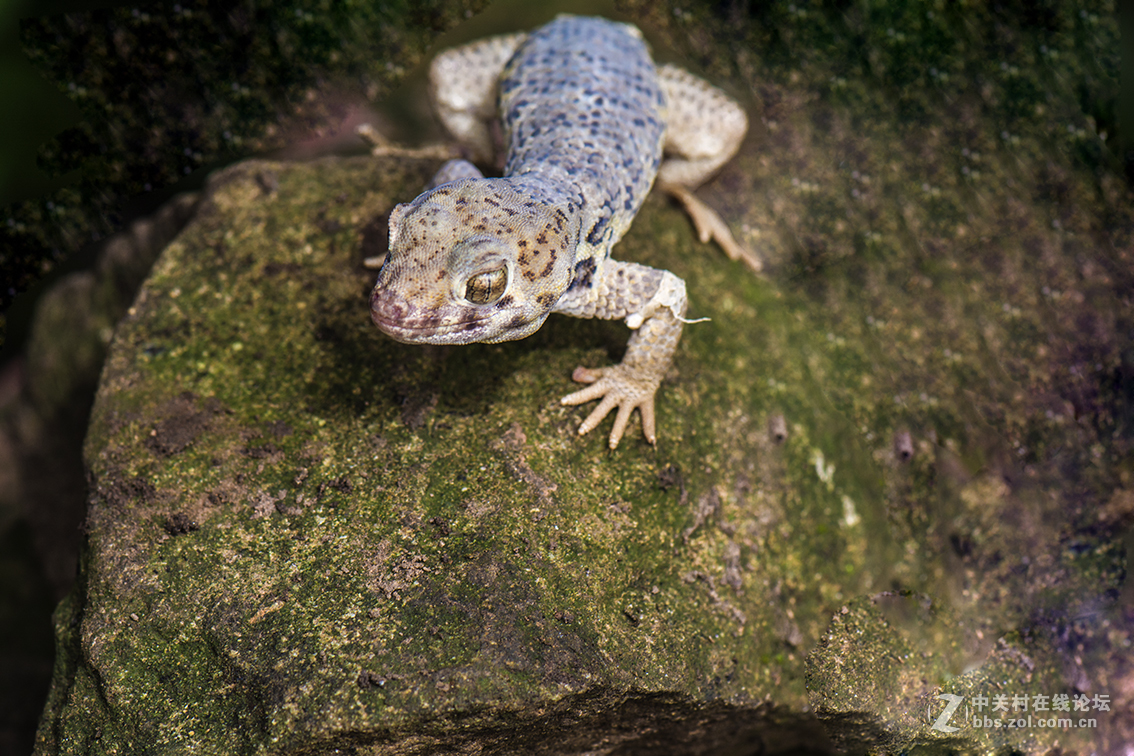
[561,364,659,448]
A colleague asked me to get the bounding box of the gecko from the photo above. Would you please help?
[368,15,753,448]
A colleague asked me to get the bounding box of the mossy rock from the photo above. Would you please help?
[35,2,1133,754]
[40,150,858,753]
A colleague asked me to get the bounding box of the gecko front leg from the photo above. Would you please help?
[555,260,687,448]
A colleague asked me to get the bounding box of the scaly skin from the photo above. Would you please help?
[370,15,745,448]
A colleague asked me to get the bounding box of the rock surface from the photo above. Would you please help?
[34,3,1134,755]
[41,153,854,752]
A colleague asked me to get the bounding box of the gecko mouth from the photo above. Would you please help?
[370,289,494,344]
[372,315,492,341]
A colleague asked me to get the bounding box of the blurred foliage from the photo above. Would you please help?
[0,0,488,320]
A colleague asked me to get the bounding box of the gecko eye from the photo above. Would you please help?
[464,267,508,305]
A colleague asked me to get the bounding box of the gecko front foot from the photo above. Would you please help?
[561,364,660,449]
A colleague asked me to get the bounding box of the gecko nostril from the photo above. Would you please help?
[370,289,407,326]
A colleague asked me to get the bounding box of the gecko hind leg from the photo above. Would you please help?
[357,32,527,168]
[429,32,527,166]
[356,122,458,160]
[664,184,760,271]
[656,64,762,273]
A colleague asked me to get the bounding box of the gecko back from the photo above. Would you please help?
[499,16,667,258]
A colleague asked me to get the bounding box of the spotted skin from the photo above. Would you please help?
[370,15,747,448]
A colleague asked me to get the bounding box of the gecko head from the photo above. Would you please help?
[370,178,576,345]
